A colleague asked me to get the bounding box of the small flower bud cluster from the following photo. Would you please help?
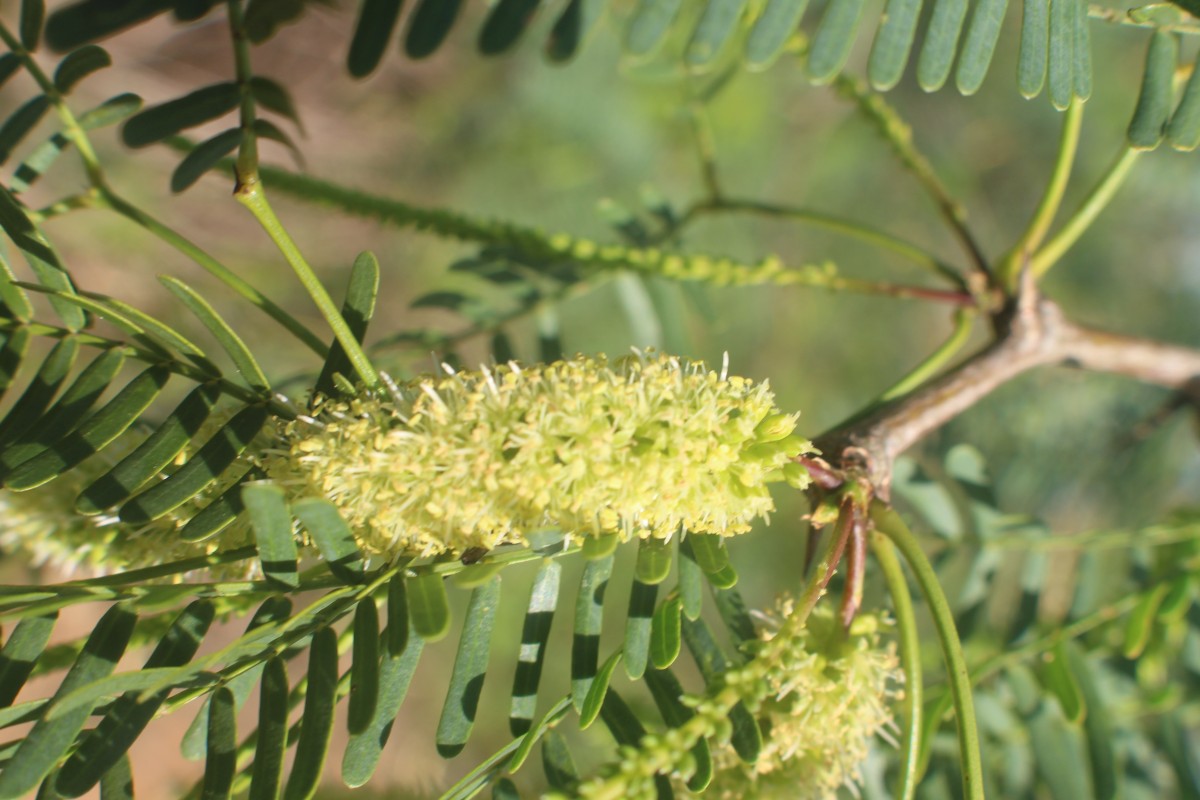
[570,605,900,800]
[265,352,811,558]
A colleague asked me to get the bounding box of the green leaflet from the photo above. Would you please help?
[76,382,222,515]
[55,600,215,797]
[177,466,250,542]
[405,0,465,59]
[681,616,761,763]
[713,585,756,644]
[624,578,657,680]
[386,572,409,657]
[626,0,684,57]
[1018,0,1049,98]
[52,45,111,93]
[122,82,241,148]
[1128,30,1179,150]
[677,535,704,620]
[171,128,241,193]
[510,559,561,736]
[348,0,405,77]
[200,687,236,800]
[479,0,541,55]
[869,0,923,90]
[571,554,613,713]
[0,613,57,707]
[118,404,269,524]
[408,572,452,641]
[98,754,133,800]
[598,690,675,796]
[635,537,673,585]
[1047,0,1075,109]
[160,276,270,393]
[282,627,338,800]
[437,577,501,758]
[1167,50,1200,150]
[6,366,171,492]
[956,0,1010,95]
[248,657,289,800]
[579,650,623,729]
[745,0,809,70]
[649,594,682,670]
[807,0,867,84]
[0,604,137,800]
[1071,0,1091,100]
[0,97,50,167]
[685,532,737,588]
[342,630,424,787]
[546,0,604,63]
[20,0,45,50]
[917,0,969,91]
[293,497,365,583]
[687,0,749,68]
[243,482,299,588]
[314,251,378,401]
[644,668,714,792]
[541,730,579,792]
[44,0,176,51]
[347,597,381,735]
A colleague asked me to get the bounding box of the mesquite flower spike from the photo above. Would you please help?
[268,351,813,558]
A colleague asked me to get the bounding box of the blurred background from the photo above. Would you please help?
[2,0,1199,796]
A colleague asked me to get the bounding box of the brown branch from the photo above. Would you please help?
[815,290,1200,498]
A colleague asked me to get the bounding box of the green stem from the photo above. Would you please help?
[693,197,965,287]
[226,0,260,186]
[872,532,922,800]
[687,97,723,201]
[872,504,984,800]
[1000,98,1085,288]
[235,184,380,388]
[878,308,976,402]
[1031,147,1141,277]
[94,189,329,357]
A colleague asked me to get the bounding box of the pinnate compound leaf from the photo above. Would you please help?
[0,604,136,800]
[122,82,240,148]
[437,577,501,757]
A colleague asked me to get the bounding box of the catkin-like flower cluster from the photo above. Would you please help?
[570,606,900,800]
[708,607,902,800]
[266,352,812,558]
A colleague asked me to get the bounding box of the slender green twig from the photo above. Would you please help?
[872,532,922,800]
[872,504,984,800]
[690,197,966,287]
[226,0,260,187]
[1031,147,1141,277]
[1001,98,1085,288]
[878,308,977,402]
[833,73,992,288]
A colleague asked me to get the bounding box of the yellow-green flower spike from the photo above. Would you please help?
[266,351,812,559]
